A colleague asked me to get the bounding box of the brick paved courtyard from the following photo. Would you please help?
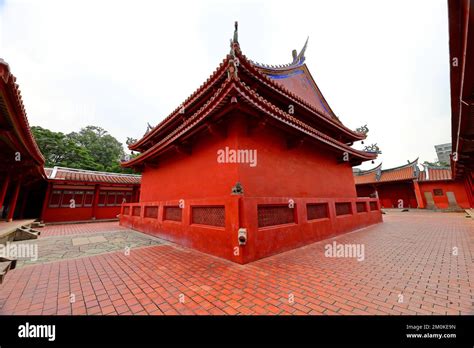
[0,211,472,315]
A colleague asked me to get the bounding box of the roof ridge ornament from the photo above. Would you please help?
[145,122,153,134]
[227,22,240,80]
[363,143,382,154]
[356,124,369,136]
[292,37,309,65]
[375,166,382,181]
[233,21,239,44]
[0,58,12,83]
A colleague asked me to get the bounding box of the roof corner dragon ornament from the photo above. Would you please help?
[356,124,369,136]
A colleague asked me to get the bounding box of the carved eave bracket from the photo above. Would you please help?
[144,162,159,170]
[246,115,268,135]
[174,143,192,156]
[286,136,305,150]
[207,123,227,139]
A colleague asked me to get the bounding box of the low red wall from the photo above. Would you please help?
[43,206,121,222]
[377,182,418,208]
[120,196,382,264]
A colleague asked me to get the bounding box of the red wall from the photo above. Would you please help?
[356,185,376,197]
[419,180,471,209]
[43,206,122,223]
[141,114,358,201]
[375,182,417,208]
[42,185,139,223]
[236,118,357,198]
[120,196,382,264]
[139,120,239,202]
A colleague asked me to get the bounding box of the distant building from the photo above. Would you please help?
[354,158,472,210]
[434,143,451,164]
[42,167,140,223]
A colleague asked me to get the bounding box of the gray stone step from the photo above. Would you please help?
[0,259,16,284]
[14,227,40,241]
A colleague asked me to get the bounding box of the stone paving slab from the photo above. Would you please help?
[39,222,129,237]
[0,212,472,315]
[11,230,165,268]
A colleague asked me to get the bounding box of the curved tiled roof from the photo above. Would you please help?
[419,166,452,181]
[123,78,377,168]
[45,167,141,185]
[353,163,382,184]
[354,160,453,184]
[354,159,418,185]
[128,33,367,155]
[237,49,366,142]
[0,58,46,179]
[248,38,340,122]
[380,166,417,182]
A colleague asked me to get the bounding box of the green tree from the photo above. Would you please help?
[32,125,138,174]
[68,126,125,172]
[31,126,96,169]
[423,160,450,167]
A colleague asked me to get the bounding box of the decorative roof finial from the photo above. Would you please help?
[233,21,239,44]
[292,49,297,61]
[356,124,369,135]
[292,37,309,64]
[145,122,153,135]
[229,39,235,56]
[229,21,241,57]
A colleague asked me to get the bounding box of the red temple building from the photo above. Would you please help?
[354,160,472,210]
[448,0,474,209]
[41,167,141,223]
[120,24,382,264]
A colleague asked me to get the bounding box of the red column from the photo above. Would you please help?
[7,178,22,222]
[0,176,11,214]
[413,181,424,209]
[132,186,140,203]
[19,188,29,219]
[40,182,52,222]
[464,174,474,208]
[91,184,100,220]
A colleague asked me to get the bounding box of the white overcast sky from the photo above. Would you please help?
[0,0,450,169]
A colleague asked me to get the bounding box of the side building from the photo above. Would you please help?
[41,167,140,223]
[354,159,472,210]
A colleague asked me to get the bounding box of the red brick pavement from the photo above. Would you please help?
[1,212,472,315]
[40,221,128,237]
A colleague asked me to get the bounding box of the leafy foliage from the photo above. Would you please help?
[423,160,450,167]
[32,125,137,173]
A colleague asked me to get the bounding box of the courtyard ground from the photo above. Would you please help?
[0,211,472,315]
